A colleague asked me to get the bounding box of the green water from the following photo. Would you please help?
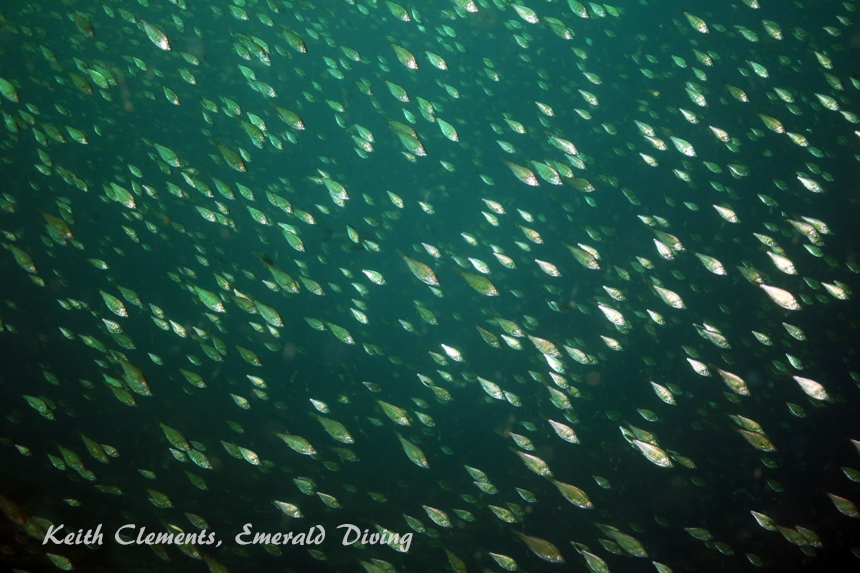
[1,1,859,572]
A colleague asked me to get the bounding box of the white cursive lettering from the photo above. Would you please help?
[338,524,361,545]
[115,524,135,545]
[235,523,253,545]
[42,523,65,545]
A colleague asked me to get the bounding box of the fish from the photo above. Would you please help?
[0,0,858,572]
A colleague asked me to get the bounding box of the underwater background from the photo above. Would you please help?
[1,0,859,571]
